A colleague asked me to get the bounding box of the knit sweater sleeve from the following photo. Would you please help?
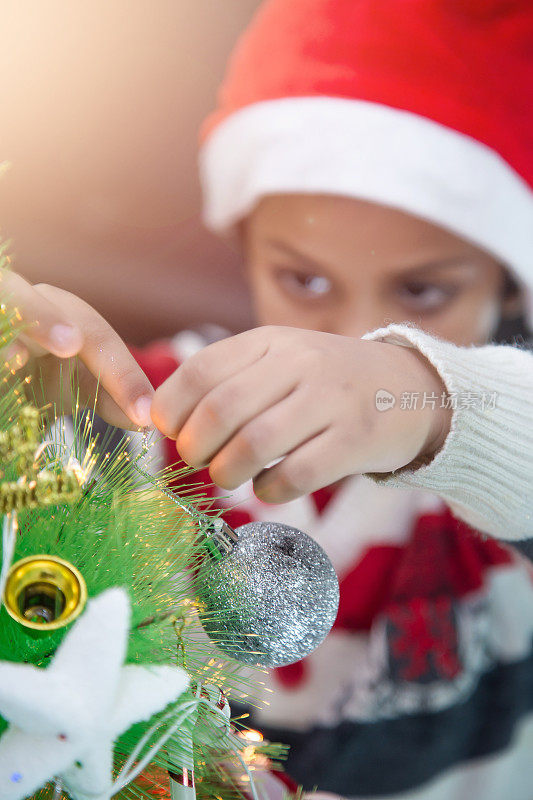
[362,324,533,541]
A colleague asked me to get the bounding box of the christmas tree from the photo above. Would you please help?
[0,246,338,800]
[0,265,287,800]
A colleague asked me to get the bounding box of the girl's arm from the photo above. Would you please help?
[150,324,532,543]
[364,324,533,541]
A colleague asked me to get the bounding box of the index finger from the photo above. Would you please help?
[0,270,83,356]
[34,283,154,428]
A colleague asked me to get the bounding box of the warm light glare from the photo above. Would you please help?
[239,728,263,743]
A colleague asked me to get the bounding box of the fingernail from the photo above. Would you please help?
[131,395,153,427]
[253,482,270,502]
[49,324,81,354]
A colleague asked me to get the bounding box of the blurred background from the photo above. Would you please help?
[0,0,261,344]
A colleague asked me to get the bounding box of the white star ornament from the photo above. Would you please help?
[0,588,189,800]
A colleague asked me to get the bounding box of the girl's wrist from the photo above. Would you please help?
[393,345,453,466]
[404,347,452,463]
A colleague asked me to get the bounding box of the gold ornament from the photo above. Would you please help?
[0,468,82,514]
[0,405,83,512]
[0,405,40,476]
[3,554,88,631]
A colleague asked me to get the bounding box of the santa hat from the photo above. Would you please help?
[199,0,533,317]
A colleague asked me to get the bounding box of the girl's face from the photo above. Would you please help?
[243,194,512,346]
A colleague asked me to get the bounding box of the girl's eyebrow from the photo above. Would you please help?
[266,238,482,279]
[265,238,331,274]
[395,259,481,280]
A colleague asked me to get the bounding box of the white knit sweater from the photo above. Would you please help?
[364,324,533,541]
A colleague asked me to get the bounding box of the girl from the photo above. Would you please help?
[4,1,533,797]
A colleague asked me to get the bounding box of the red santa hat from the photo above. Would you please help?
[199,0,533,317]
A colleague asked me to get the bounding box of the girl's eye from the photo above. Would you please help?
[397,281,457,312]
[275,268,332,298]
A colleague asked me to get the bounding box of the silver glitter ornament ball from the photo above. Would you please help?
[196,521,339,667]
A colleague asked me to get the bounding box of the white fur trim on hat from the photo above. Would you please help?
[200,97,533,311]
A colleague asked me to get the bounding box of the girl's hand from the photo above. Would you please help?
[1,270,153,429]
[151,326,451,503]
